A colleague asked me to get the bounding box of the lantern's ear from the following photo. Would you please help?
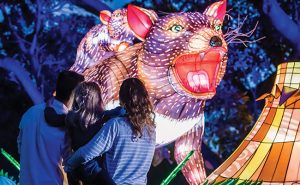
[204,0,227,24]
[127,4,157,41]
[99,10,111,25]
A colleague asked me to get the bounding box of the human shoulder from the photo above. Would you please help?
[106,116,128,125]
[102,117,129,130]
[22,103,45,118]
[28,102,45,111]
[19,103,46,128]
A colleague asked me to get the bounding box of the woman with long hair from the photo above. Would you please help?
[64,78,156,185]
[67,82,105,149]
[67,81,103,128]
[68,81,122,185]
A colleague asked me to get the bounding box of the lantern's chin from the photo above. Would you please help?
[171,48,227,99]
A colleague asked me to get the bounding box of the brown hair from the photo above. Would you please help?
[119,78,155,139]
[67,81,104,130]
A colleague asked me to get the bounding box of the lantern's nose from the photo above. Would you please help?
[209,36,222,47]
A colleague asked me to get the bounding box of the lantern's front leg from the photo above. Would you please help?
[174,120,206,185]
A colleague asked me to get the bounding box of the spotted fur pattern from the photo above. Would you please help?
[82,3,228,184]
[84,12,227,120]
[70,8,135,73]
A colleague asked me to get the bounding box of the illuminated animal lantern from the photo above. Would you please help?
[70,8,136,73]
[83,1,227,184]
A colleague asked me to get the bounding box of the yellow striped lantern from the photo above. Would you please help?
[207,62,300,184]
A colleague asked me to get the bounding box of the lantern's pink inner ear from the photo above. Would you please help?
[99,10,111,25]
[127,4,153,41]
[204,0,227,23]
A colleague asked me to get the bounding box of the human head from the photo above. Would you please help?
[119,78,155,139]
[68,81,104,129]
[55,70,84,104]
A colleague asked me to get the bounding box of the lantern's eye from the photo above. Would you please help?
[209,36,222,47]
[170,24,184,33]
[115,12,121,17]
[215,24,222,32]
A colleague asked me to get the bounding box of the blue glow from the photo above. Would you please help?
[21,21,34,36]
[4,5,12,15]
[0,10,4,23]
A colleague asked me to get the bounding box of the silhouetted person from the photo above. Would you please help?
[17,70,84,185]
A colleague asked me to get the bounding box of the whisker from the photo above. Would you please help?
[224,16,263,46]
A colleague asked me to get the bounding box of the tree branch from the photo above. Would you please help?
[7,18,28,54]
[30,0,41,54]
[0,57,44,104]
[263,0,300,55]
[71,0,112,15]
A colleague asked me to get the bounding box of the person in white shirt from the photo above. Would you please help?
[17,70,84,185]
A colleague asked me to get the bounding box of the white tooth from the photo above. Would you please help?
[189,79,196,89]
[193,74,201,86]
[199,74,209,89]
[187,73,196,88]
[199,53,205,61]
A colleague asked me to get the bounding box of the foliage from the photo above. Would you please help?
[0,0,98,180]
[0,0,98,100]
[0,169,19,185]
[1,148,20,171]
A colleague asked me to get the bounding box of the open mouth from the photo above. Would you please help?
[172,48,226,94]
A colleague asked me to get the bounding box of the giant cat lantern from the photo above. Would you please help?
[74,1,228,184]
